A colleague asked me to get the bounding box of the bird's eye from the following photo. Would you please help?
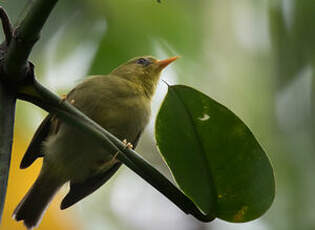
[136,58,150,66]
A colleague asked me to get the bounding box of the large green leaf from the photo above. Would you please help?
[155,85,275,222]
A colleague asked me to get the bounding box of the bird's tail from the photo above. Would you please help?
[13,170,62,229]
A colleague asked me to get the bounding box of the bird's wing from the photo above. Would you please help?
[20,86,79,169]
[20,115,54,169]
[60,130,143,210]
[60,162,122,210]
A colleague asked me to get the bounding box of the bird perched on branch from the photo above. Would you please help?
[13,55,178,229]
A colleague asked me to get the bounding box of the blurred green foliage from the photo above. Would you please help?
[0,0,314,229]
[88,0,204,75]
[270,0,315,88]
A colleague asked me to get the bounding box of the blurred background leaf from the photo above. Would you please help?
[88,0,204,76]
[270,0,315,88]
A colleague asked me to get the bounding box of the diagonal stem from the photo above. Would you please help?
[17,78,214,223]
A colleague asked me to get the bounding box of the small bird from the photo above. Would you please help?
[13,55,178,229]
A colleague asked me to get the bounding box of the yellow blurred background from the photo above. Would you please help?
[1,131,80,230]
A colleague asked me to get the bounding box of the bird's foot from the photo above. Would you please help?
[110,151,119,164]
[122,139,133,150]
[108,139,132,165]
[96,151,119,169]
[99,139,133,168]
[60,94,67,104]
[60,95,75,104]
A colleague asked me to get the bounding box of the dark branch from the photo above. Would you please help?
[0,1,59,224]
[3,0,58,82]
[0,6,15,223]
[0,84,16,222]
[0,7,13,45]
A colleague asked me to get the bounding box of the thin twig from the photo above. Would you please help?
[3,0,58,81]
[0,7,13,44]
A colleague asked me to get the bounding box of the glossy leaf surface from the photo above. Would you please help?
[155,85,275,222]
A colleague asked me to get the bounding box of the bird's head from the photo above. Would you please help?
[111,55,179,98]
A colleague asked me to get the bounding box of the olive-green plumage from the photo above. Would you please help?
[13,55,178,229]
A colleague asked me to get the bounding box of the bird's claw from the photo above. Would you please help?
[109,151,119,165]
[123,139,133,149]
[108,139,132,165]
[60,95,75,104]
[102,139,133,167]
[60,94,67,104]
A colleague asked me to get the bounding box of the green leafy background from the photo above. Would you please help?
[0,0,314,230]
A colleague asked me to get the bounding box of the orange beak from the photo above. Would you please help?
[156,56,180,71]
